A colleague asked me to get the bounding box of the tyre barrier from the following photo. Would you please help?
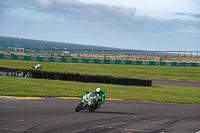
[0,67,152,86]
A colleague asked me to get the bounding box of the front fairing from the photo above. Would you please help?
[82,92,97,109]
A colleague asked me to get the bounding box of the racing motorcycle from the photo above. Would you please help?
[75,91,98,112]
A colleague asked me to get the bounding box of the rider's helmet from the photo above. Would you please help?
[96,87,102,94]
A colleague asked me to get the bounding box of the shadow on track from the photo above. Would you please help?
[80,110,141,115]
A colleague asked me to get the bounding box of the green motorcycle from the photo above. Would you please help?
[75,91,98,112]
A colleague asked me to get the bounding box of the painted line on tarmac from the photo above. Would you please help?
[0,96,123,101]
[105,98,124,101]
[0,96,45,100]
[57,97,81,99]
[57,97,124,101]
[0,128,28,132]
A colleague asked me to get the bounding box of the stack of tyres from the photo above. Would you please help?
[87,75,91,83]
[41,71,46,79]
[31,70,37,78]
[79,75,85,82]
[139,80,143,86]
[84,75,88,82]
[148,80,152,86]
[65,73,70,81]
[35,71,41,78]
[93,75,98,83]
[74,73,80,82]
[54,72,58,80]
[61,73,66,80]
[96,75,102,83]
[0,67,152,86]
[69,73,75,81]
[50,72,54,79]
[55,72,63,80]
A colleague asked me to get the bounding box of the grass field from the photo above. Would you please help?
[1,59,200,81]
[0,59,200,104]
[1,76,200,104]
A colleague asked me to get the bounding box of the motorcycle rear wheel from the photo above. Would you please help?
[75,102,83,112]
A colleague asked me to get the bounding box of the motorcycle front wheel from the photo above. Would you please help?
[75,102,83,112]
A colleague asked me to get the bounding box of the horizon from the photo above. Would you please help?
[0,0,200,51]
[1,36,200,52]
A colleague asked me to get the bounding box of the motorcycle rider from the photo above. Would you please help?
[93,87,105,109]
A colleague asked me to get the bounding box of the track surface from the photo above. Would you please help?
[0,97,200,133]
[141,78,200,87]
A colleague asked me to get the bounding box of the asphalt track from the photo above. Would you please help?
[141,78,200,87]
[0,97,200,133]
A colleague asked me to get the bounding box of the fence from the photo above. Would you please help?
[7,47,200,57]
[1,53,200,67]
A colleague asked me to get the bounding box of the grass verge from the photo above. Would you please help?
[1,59,200,81]
[0,76,200,104]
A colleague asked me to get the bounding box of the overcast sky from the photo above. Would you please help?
[0,0,200,50]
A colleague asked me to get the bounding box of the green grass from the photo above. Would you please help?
[0,59,200,104]
[0,76,200,104]
[1,59,200,81]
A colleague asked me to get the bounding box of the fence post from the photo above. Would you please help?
[122,50,124,55]
[159,51,161,56]
[129,50,130,56]
[153,51,154,56]
[43,49,45,55]
[141,51,142,56]
[191,51,192,57]
[135,50,136,56]
[197,51,198,57]
[50,49,52,55]
[166,51,167,56]
[88,49,89,55]
[30,48,32,54]
[111,50,113,55]
[94,50,95,55]
[184,51,186,57]
[82,49,83,55]
[57,49,58,55]
[178,51,180,57]
[172,51,173,56]
[117,50,118,55]
[76,49,77,54]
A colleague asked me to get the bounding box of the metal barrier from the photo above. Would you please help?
[8,47,200,57]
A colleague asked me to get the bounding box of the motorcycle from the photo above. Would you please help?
[75,91,98,112]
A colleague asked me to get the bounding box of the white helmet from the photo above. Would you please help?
[96,87,102,94]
